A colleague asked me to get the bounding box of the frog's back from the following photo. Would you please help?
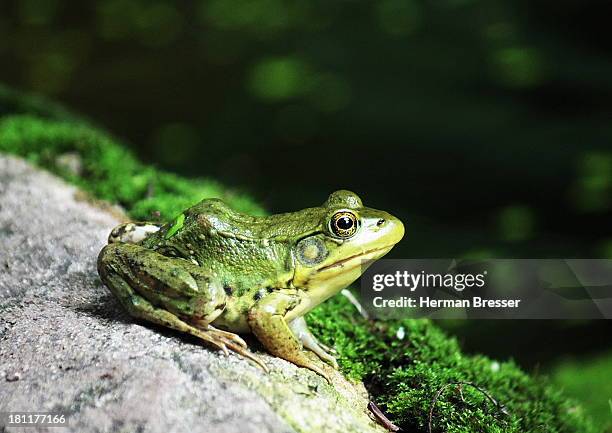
[187,198,325,240]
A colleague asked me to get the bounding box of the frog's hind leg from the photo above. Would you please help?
[101,267,268,370]
[98,243,267,371]
[102,270,229,354]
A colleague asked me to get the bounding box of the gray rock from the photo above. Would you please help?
[0,155,385,433]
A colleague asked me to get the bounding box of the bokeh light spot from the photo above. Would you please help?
[490,47,544,88]
[570,151,612,213]
[497,205,536,243]
[248,56,311,101]
[21,30,90,95]
[460,248,497,259]
[202,0,298,37]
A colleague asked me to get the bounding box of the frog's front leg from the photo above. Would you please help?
[97,243,267,370]
[290,317,339,369]
[248,291,333,383]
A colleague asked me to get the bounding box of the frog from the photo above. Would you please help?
[97,190,404,382]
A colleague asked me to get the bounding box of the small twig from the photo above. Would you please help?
[428,381,509,433]
[368,401,400,432]
[341,289,370,319]
[457,383,465,403]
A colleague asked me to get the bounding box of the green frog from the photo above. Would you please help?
[97,190,404,382]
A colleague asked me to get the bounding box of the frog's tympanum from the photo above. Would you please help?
[98,190,404,382]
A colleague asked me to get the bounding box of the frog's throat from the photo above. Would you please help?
[286,244,394,321]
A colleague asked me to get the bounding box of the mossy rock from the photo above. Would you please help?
[0,84,597,433]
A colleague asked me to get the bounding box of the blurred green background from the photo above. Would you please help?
[1,0,611,428]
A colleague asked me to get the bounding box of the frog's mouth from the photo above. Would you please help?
[316,244,395,274]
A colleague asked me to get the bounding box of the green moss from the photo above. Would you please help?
[308,296,597,433]
[0,115,263,219]
[0,87,597,433]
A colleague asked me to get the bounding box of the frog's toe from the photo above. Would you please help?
[192,330,230,356]
[228,343,269,372]
[321,346,340,369]
[302,339,339,368]
[205,326,268,372]
[304,360,333,384]
[318,342,338,355]
[329,357,339,370]
[322,370,333,384]
[207,326,248,349]
[317,350,339,369]
[241,350,269,373]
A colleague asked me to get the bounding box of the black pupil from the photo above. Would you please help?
[337,216,353,230]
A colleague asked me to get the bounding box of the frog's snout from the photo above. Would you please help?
[373,212,404,247]
[389,216,405,244]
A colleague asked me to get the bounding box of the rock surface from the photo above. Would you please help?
[0,155,385,433]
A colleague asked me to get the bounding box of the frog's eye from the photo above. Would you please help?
[329,211,358,238]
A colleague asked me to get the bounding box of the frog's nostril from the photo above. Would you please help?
[377,218,386,227]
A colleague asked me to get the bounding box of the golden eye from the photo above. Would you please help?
[330,211,358,238]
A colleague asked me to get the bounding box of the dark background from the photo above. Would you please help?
[1,0,611,426]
